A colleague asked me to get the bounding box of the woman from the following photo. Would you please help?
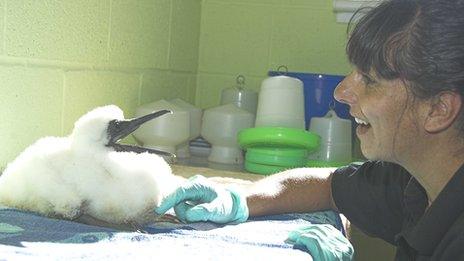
[156,0,464,259]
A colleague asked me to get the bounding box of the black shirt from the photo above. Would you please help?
[331,161,464,260]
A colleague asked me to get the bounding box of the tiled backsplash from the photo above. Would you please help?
[1,0,351,168]
[196,0,351,109]
[0,0,201,167]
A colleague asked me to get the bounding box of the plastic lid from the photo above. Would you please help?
[244,160,289,175]
[238,127,320,152]
[248,147,308,157]
[246,148,308,167]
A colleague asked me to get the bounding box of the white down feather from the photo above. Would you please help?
[0,105,183,226]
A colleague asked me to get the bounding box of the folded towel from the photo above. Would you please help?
[0,206,347,260]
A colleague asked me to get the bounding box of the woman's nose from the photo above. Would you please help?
[333,73,358,105]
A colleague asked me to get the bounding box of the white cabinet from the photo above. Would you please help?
[333,0,381,23]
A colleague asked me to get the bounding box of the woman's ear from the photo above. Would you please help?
[424,91,462,133]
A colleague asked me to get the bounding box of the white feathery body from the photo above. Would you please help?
[0,105,183,225]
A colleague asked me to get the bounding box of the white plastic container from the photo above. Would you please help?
[255,75,305,129]
[132,99,189,155]
[201,104,254,164]
[220,75,258,115]
[169,98,203,158]
[308,109,352,163]
[221,87,258,115]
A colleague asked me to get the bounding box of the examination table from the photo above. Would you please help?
[0,165,346,260]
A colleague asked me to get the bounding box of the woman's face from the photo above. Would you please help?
[334,70,424,162]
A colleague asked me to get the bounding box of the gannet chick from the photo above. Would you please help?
[0,105,184,227]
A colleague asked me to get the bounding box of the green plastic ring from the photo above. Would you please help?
[238,127,320,152]
[244,160,289,175]
[246,148,308,167]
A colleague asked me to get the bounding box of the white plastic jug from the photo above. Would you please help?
[201,104,254,164]
[308,109,352,163]
[220,75,258,115]
[170,98,203,158]
[132,99,189,155]
[255,75,305,129]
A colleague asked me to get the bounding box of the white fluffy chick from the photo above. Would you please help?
[0,105,184,227]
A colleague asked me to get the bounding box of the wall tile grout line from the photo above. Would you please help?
[267,6,275,73]
[0,55,195,74]
[197,70,266,79]
[137,73,144,106]
[3,0,6,54]
[106,0,113,62]
[166,0,174,70]
[61,72,67,136]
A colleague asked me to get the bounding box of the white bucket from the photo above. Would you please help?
[132,99,189,155]
[308,109,352,163]
[201,104,254,164]
[170,98,203,158]
[255,76,305,129]
[221,75,258,115]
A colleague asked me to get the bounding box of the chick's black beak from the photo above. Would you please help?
[106,109,176,157]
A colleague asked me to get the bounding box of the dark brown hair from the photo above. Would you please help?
[347,0,464,134]
[347,0,464,99]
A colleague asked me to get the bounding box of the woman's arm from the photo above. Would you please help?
[246,167,339,217]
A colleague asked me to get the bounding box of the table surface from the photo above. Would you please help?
[171,164,264,181]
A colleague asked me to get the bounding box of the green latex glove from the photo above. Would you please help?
[154,175,249,224]
[287,224,354,261]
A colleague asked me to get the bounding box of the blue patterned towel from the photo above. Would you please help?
[0,207,345,260]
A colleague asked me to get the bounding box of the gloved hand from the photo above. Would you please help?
[287,224,354,261]
[154,175,249,224]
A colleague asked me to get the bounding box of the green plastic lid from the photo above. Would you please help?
[248,147,308,157]
[246,147,308,167]
[238,127,320,152]
[306,160,350,168]
[244,160,289,175]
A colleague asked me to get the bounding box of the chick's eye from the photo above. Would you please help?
[114,121,122,129]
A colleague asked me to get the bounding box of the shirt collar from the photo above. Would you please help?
[401,162,464,255]
[403,177,428,223]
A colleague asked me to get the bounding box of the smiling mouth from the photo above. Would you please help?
[354,117,370,126]
[355,117,371,135]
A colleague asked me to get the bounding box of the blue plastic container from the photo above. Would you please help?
[268,71,352,128]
